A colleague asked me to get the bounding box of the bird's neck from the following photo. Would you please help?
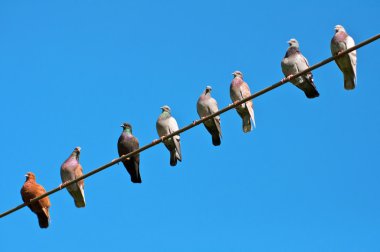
[160,111,171,119]
[286,46,299,56]
[69,153,79,161]
[123,128,132,135]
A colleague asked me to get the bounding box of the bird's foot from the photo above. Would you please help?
[59,182,68,190]
[152,137,165,144]
[192,120,198,125]
[230,100,241,107]
[337,50,344,55]
[281,75,294,83]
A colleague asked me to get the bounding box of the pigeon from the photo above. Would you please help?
[331,25,357,90]
[230,71,256,133]
[156,105,182,166]
[117,123,142,183]
[20,172,51,228]
[60,147,86,208]
[281,38,319,98]
[197,86,222,146]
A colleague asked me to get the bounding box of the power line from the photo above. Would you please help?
[1,33,379,219]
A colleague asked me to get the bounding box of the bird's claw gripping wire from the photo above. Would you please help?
[59,181,68,190]
[281,74,294,83]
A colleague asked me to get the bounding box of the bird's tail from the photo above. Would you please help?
[212,134,221,146]
[344,74,356,90]
[170,149,178,166]
[37,210,49,228]
[242,114,252,133]
[131,163,142,183]
[70,187,86,208]
[304,80,320,99]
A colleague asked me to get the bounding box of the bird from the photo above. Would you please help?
[60,147,86,208]
[117,122,142,183]
[281,38,320,98]
[156,105,182,166]
[331,25,357,90]
[230,71,256,133]
[197,85,222,146]
[20,172,51,228]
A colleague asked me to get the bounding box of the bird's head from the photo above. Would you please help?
[232,71,243,78]
[205,85,212,93]
[334,25,346,33]
[160,105,171,113]
[120,122,132,130]
[73,146,81,159]
[24,172,36,181]
[287,38,299,48]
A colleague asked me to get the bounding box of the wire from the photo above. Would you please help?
[1,33,379,219]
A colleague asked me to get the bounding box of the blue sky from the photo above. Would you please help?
[1,0,379,251]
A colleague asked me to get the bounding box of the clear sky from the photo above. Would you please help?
[1,0,379,251]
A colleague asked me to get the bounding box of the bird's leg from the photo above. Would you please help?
[281,74,294,83]
[193,117,206,125]
[59,181,69,190]
[337,50,344,55]
[152,136,165,144]
[229,100,240,107]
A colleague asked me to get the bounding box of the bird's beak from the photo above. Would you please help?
[24,174,28,177]
[76,147,81,152]
[120,124,124,127]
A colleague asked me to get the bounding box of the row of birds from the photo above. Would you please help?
[20,25,357,228]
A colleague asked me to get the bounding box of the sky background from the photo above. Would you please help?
[1,0,379,251]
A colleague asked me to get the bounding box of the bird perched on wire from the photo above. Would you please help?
[331,25,357,90]
[156,105,182,166]
[281,38,319,98]
[20,172,51,228]
[197,85,222,146]
[117,122,142,183]
[60,147,86,208]
[230,71,256,133]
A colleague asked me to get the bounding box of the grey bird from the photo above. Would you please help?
[281,39,319,98]
[197,86,222,146]
[230,71,256,133]
[60,147,86,208]
[117,122,142,183]
[331,25,357,90]
[156,105,182,166]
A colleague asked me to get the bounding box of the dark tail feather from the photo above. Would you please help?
[170,150,177,166]
[212,134,221,146]
[304,81,320,99]
[74,200,86,208]
[129,161,142,183]
[344,74,356,90]
[37,211,49,228]
[131,171,142,183]
[242,114,252,133]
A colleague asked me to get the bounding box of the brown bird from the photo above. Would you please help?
[20,172,51,228]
